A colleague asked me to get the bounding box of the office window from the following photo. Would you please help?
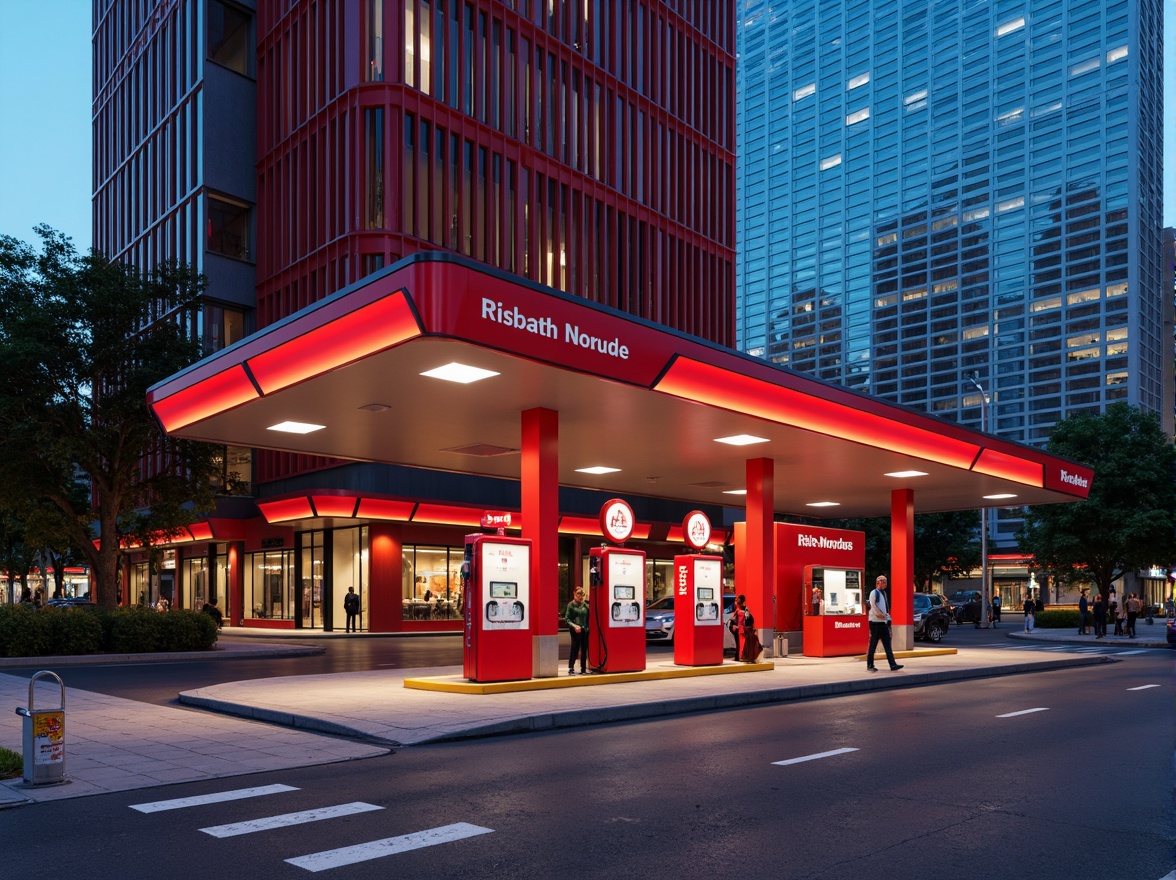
[206,195,251,260]
[208,0,252,76]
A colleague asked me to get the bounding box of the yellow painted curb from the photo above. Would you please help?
[404,661,775,695]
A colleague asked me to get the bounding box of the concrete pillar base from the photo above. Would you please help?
[891,623,913,652]
[533,634,559,678]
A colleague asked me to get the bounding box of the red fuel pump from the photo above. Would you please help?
[672,553,725,666]
[462,533,532,682]
[588,546,647,673]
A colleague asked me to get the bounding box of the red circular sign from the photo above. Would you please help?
[599,498,635,544]
[683,510,712,551]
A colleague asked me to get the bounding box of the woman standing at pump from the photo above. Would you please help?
[736,595,762,662]
[565,587,590,675]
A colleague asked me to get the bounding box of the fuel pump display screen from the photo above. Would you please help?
[698,587,714,601]
[613,586,635,600]
[489,581,517,599]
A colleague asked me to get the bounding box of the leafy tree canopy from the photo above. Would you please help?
[0,227,224,605]
[1017,402,1176,600]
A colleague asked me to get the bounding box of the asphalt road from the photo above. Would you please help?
[2,650,1171,879]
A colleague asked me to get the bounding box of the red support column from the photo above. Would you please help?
[522,407,559,677]
[890,489,915,650]
[746,457,775,657]
[367,522,404,633]
[226,541,245,626]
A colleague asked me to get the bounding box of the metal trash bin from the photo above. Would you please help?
[774,633,789,658]
[15,670,66,786]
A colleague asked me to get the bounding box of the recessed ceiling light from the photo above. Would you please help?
[576,466,621,475]
[267,421,325,434]
[806,501,841,507]
[714,434,769,446]
[420,362,500,384]
[885,470,928,478]
[723,489,748,495]
[358,403,391,412]
[983,493,1018,500]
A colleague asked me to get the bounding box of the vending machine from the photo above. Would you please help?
[672,553,725,666]
[462,533,532,682]
[588,546,646,673]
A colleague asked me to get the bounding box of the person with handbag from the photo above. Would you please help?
[866,576,903,672]
[736,595,762,662]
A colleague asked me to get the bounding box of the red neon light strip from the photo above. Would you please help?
[310,496,360,518]
[150,364,260,432]
[356,498,416,521]
[656,359,980,470]
[412,504,486,527]
[187,522,214,541]
[246,293,421,395]
[258,497,314,522]
[973,448,1043,487]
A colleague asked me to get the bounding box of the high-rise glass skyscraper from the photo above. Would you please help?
[736,1,1167,469]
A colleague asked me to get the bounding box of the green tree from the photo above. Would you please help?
[829,510,980,590]
[0,227,224,607]
[1017,403,1176,600]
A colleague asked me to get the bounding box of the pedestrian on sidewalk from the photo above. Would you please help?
[866,576,902,672]
[1023,595,1035,632]
[1126,593,1140,638]
[565,587,590,675]
[1114,596,1127,636]
[343,586,360,632]
[1092,592,1107,638]
[991,591,1002,626]
[1077,590,1089,635]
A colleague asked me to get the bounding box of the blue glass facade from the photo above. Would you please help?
[736,0,1167,477]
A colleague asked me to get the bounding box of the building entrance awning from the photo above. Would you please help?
[147,253,1091,518]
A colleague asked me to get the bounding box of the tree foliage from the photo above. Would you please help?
[1017,403,1176,600]
[828,509,981,590]
[0,227,224,606]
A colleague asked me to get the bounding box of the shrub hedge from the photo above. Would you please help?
[1033,608,1079,628]
[0,605,218,657]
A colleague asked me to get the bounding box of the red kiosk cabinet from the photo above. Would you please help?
[462,534,532,682]
[588,546,647,673]
[672,554,725,666]
[801,565,868,657]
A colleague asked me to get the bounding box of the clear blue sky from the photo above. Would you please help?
[0,2,1174,253]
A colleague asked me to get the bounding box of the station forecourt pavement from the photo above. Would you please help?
[0,626,1166,808]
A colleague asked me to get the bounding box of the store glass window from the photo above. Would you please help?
[332,527,369,629]
[129,561,152,605]
[402,545,463,620]
[247,550,295,620]
[183,554,209,611]
[301,532,325,628]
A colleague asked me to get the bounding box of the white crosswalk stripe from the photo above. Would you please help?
[285,821,494,872]
[200,802,384,838]
[131,784,299,813]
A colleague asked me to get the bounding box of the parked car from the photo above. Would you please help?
[949,590,982,625]
[44,597,96,609]
[1166,615,1176,648]
[645,593,737,649]
[913,592,951,642]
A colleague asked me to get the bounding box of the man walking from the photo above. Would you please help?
[865,576,903,673]
[1023,594,1035,632]
[565,587,590,674]
[1077,590,1089,635]
[1126,593,1141,638]
[343,586,360,632]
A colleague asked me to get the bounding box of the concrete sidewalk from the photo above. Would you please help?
[0,636,1129,809]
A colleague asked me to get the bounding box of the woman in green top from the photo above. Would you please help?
[565,587,590,675]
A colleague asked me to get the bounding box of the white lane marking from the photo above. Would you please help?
[1128,684,1161,691]
[201,802,385,838]
[286,822,494,872]
[772,747,859,767]
[1116,649,1149,655]
[996,708,1049,718]
[131,784,299,813]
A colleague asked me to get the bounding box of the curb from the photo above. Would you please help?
[1005,632,1169,649]
[0,644,325,669]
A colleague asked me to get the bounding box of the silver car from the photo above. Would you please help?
[645,593,738,650]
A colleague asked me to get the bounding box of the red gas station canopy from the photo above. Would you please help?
[147,253,1092,519]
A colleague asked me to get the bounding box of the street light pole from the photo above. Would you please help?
[968,373,989,629]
